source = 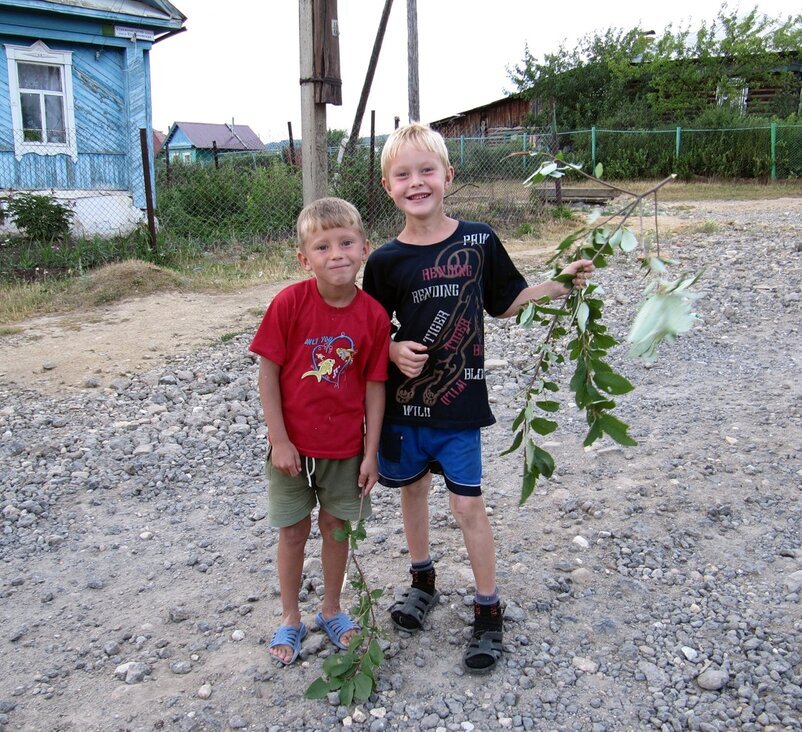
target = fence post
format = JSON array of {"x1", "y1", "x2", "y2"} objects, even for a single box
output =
[
  {"x1": 675, "y1": 127, "x2": 682, "y2": 160},
  {"x1": 164, "y1": 143, "x2": 171, "y2": 186},
  {"x1": 591, "y1": 126, "x2": 596, "y2": 170},
  {"x1": 287, "y1": 121, "x2": 297, "y2": 166},
  {"x1": 460, "y1": 135, "x2": 465, "y2": 167},
  {"x1": 138, "y1": 128, "x2": 158, "y2": 254},
  {"x1": 770, "y1": 122, "x2": 777, "y2": 180},
  {"x1": 212, "y1": 140, "x2": 219, "y2": 169},
  {"x1": 522, "y1": 132, "x2": 527, "y2": 174},
  {"x1": 368, "y1": 110, "x2": 376, "y2": 233}
]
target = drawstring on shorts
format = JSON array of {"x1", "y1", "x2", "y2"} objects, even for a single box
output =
[{"x1": 304, "y1": 456, "x2": 316, "y2": 488}]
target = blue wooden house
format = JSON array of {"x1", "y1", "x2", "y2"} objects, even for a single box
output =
[{"x1": 0, "y1": 0, "x2": 185, "y2": 236}]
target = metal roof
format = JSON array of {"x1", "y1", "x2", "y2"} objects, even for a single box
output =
[
  {"x1": 20, "y1": 0, "x2": 185, "y2": 21},
  {"x1": 169, "y1": 122, "x2": 265, "y2": 151}
]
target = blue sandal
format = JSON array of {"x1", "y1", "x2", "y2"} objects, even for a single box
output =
[
  {"x1": 315, "y1": 612, "x2": 361, "y2": 651},
  {"x1": 269, "y1": 622, "x2": 307, "y2": 665}
]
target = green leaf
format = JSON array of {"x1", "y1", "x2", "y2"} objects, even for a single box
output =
[
  {"x1": 543, "y1": 381, "x2": 559, "y2": 392},
  {"x1": 598, "y1": 413, "x2": 638, "y2": 446},
  {"x1": 368, "y1": 639, "x2": 385, "y2": 665},
  {"x1": 333, "y1": 527, "x2": 348, "y2": 541},
  {"x1": 546, "y1": 228, "x2": 587, "y2": 263},
  {"x1": 576, "y1": 301, "x2": 589, "y2": 332},
  {"x1": 529, "y1": 444, "x2": 555, "y2": 478},
  {"x1": 592, "y1": 333, "x2": 618, "y2": 349},
  {"x1": 322, "y1": 652, "x2": 353, "y2": 677},
  {"x1": 305, "y1": 677, "x2": 335, "y2": 699},
  {"x1": 370, "y1": 588, "x2": 384, "y2": 600},
  {"x1": 522, "y1": 172, "x2": 544, "y2": 187},
  {"x1": 339, "y1": 679, "x2": 355, "y2": 707},
  {"x1": 512, "y1": 408, "x2": 527, "y2": 431},
  {"x1": 620, "y1": 228, "x2": 638, "y2": 253},
  {"x1": 517, "y1": 301, "x2": 536, "y2": 326},
  {"x1": 501, "y1": 430, "x2": 524, "y2": 456},
  {"x1": 353, "y1": 522, "x2": 367, "y2": 541},
  {"x1": 353, "y1": 672, "x2": 374, "y2": 701},
  {"x1": 593, "y1": 371, "x2": 635, "y2": 395},
  {"x1": 594, "y1": 162, "x2": 604, "y2": 178},
  {"x1": 583, "y1": 419, "x2": 603, "y2": 447},
  {"x1": 529, "y1": 417, "x2": 558, "y2": 436},
  {"x1": 519, "y1": 466, "x2": 538, "y2": 506},
  {"x1": 569, "y1": 362, "x2": 587, "y2": 393},
  {"x1": 535, "y1": 400, "x2": 560, "y2": 412}
]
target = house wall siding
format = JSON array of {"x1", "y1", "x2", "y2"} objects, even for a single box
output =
[{"x1": 0, "y1": 38, "x2": 129, "y2": 190}]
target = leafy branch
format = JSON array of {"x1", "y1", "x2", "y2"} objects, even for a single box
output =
[
  {"x1": 505, "y1": 154, "x2": 702, "y2": 505},
  {"x1": 305, "y1": 497, "x2": 385, "y2": 706}
]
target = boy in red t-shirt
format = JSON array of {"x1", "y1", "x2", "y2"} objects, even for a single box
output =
[{"x1": 250, "y1": 198, "x2": 390, "y2": 665}]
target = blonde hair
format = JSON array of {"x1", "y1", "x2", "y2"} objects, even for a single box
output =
[
  {"x1": 296, "y1": 197, "x2": 366, "y2": 249},
  {"x1": 380, "y1": 122, "x2": 451, "y2": 178}
]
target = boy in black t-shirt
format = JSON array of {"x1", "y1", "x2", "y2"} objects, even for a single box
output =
[{"x1": 362, "y1": 122, "x2": 593, "y2": 674}]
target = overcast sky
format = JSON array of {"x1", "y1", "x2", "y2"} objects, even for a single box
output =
[{"x1": 149, "y1": 0, "x2": 800, "y2": 144}]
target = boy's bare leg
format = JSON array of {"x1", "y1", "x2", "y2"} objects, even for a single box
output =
[
  {"x1": 271, "y1": 515, "x2": 311, "y2": 664},
  {"x1": 400, "y1": 473, "x2": 432, "y2": 562},
  {"x1": 318, "y1": 508, "x2": 360, "y2": 648},
  {"x1": 449, "y1": 493, "x2": 497, "y2": 596}
]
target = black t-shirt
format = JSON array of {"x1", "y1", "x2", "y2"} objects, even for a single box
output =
[{"x1": 363, "y1": 220, "x2": 528, "y2": 429}]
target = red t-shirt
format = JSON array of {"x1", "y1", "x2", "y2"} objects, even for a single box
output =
[{"x1": 249, "y1": 278, "x2": 390, "y2": 459}]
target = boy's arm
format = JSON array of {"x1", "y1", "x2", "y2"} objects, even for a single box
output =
[
  {"x1": 257, "y1": 356, "x2": 301, "y2": 476},
  {"x1": 358, "y1": 380, "x2": 386, "y2": 497},
  {"x1": 498, "y1": 259, "x2": 595, "y2": 318}
]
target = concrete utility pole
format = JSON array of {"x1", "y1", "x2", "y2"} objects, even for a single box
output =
[{"x1": 407, "y1": 0, "x2": 419, "y2": 122}]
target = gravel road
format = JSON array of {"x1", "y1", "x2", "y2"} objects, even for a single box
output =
[{"x1": 1, "y1": 198, "x2": 800, "y2": 732}]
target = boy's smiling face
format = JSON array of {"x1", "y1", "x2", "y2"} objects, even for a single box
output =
[
  {"x1": 298, "y1": 225, "x2": 369, "y2": 299},
  {"x1": 382, "y1": 143, "x2": 454, "y2": 222}
]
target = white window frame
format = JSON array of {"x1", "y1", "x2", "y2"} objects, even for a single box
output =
[{"x1": 6, "y1": 40, "x2": 78, "y2": 162}]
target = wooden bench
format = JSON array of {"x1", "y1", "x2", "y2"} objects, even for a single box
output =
[{"x1": 534, "y1": 186, "x2": 619, "y2": 204}]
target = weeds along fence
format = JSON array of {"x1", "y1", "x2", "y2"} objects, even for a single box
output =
[
  {"x1": 567, "y1": 122, "x2": 802, "y2": 180},
  {"x1": 152, "y1": 123, "x2": 802, "y2": 246},
  {"x1": 2, "y1": 122, "x2": 800, "y2": 276}
]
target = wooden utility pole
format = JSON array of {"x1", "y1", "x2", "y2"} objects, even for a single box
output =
[
  {"x1": 344, "y1": 0, "x2": 393, "y2": 157},
  {"x1": 407, "y1": 0, "x2": 419, "y2": 122},
  {"x1": 299, "y1": 0, "x2": 342, "y2": 204}
]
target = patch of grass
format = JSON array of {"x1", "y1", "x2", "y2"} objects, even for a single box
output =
[
  {"x1": 0, "y1": 325, "x2": 23, "y2": 336},
  {"x1": 0, "y1": 260, "x2": 185, "y2": 325},
  {"x1": 0, "y1": 237, "x2": 300, "y2": 325},
  {"x1": 686, "y1": 220, "x2": 721, "y2": 234},
  {"x1": 514, "y1": 222, "x2": 539, "y2": 237},
  {"x1": 549, "y1": 204, "x2": 576, "y2": 221},
  {"x1": 219, "y1": 330, "x2": 250, "y2": 343},
  {"x1": 612, "y1": 178, "x2": 802, "y2": 201}
]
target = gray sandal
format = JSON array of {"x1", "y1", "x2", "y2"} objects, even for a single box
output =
[
  {"x1": 462, "y1": 628, "x2": 504, "y2": 674},
  {"x1": 389, "y1": 587, "x2": 440, "y2": 631}
]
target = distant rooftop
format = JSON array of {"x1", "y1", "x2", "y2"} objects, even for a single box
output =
[{"x1": 169, "y1": 122, "x2": 265, "y2": 151}]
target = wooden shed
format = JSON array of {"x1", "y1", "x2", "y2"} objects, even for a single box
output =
[{"x1": 430, "y1": 94, "x2": 543, "y2": 139}]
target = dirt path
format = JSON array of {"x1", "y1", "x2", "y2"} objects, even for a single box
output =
[
  {"x1": 0, "y1": 200, "x2": 793, "y2": 395},
  {"x1": 0, "y1": 283, "x2": 287, "y2": 394}
]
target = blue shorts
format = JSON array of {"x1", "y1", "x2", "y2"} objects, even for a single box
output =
[{"x1": 378, "y1": 423, "x2": 482, "y2": 496}]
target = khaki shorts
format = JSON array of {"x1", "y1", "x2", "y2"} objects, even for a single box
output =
[{"x1": 266, "y1": 449, "x2": 372, "y2": 528}]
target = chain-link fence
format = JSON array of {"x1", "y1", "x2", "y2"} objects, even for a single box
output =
[
  {"x1": 0, "y1": 125, "x2": 153, "y2": 240},
  {"x1": 152, "y1": 123, "x2": 802, "y2": 246},
  {"x1": 2, "y1": 123, "x2": 801, "y2": 266}
]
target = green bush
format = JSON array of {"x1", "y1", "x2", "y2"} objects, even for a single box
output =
[{"x1": 7, "y1": 193, "x2": 73, "y2": 243}]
